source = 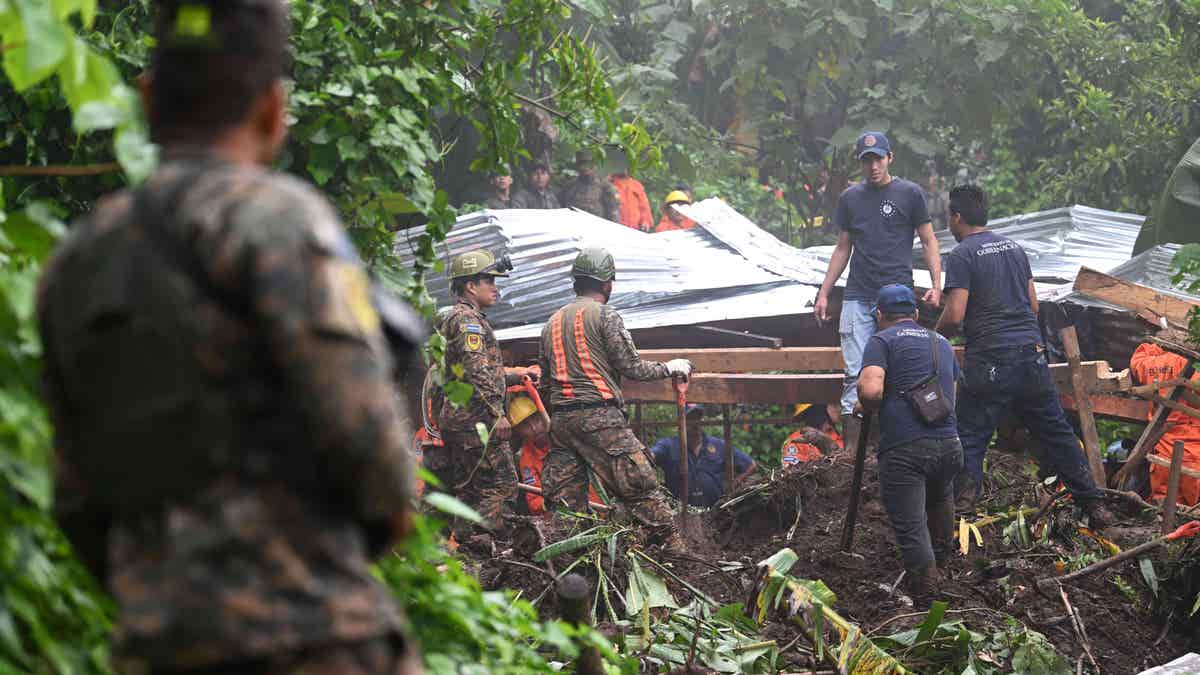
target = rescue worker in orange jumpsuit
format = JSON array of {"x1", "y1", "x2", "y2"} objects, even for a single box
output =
[
  {"x1": 781, "y1": 403, "x2": 844, "y2": 467},
  {"x1": 654, "y1": 190, "x2": 699, "y2": 232},
  {"x1": 1130, "y1": 342, "x2": 1200, "y2": 505},
  {"x1": 509, "y1": 394, "x2": 600, "y2": 514},
  {"x1": 609, "y1": 170, "x2": 653, "y2": 232}
]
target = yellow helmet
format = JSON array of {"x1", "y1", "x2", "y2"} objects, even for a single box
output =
[
  {"x1": 508, "y1": 395, "x2": 538, "y2": 426},
  {"x1": 664, "y1": 190, "x2": 692, "y2": 206},
  {"x1": 792, "y1": 403, "x2": 812, "y2": 419}
]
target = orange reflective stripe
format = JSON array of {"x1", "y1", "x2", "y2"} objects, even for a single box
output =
[
  {"x1": 574, "y1": 310, "x2": 614, "y2": 400},
  {"x1": 551, "y1": 310, "x2": 573, "y2": 398}
]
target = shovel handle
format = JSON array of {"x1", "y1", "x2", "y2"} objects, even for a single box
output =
[{"x1": 1166, "y1": 520, "x2": 1200, "y2": 541}]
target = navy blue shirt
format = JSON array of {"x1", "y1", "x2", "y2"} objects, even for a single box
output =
[
  {"x1": 650, "y1": 433, "x2": 754, "y2": 507},
  {"x1": 943, "y1": 230, "x2": 1042, "y2": 353},
  {"x1": 834, "y1": 178, "x2": 930, "y2": 301},
  {"x1": 861, "y1": 320, "x2": 960, "y2": 453}
]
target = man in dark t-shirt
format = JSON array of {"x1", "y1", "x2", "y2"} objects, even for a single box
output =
[
  {"x1": 815, "y1": 132, "x2": 943, "y2": 452},
  {"x1": 936, "y1": 185, "x2": 1111, "y2": 527},
  {"x1": 859, "y1": 284, "x2": 962, "y2": 609},
  {"x1": 650, "y1": 405, "x2": 756, "y2": 507}
]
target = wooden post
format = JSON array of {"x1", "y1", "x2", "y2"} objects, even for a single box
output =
[
  {"x1": 1060, "y1": 326, "x2": 1106, "y2": 487},
  {"x1": 1163, "y1": 441, "x2": 1186, "y2": 534},
  {"x1": 556, "y1": 574, "x2": 604, "y2": 675},
  {"x1": 674, "y1": 377, "x2": 689, "y2": 518},
  {"x1": 1113, "y1": 361, "x2": 1196, "y2": 488},
  {"x1": 723, "y1": 405, "x2": 734, "y2": 494}
]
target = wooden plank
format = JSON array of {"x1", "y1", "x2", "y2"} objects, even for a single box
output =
[
  {"x1": 1146, "y1": 453, "x2": 1200, "y2": 480},
  {"x1": 1060, "y1": 393, "x2": 1150, "y2": 423},
  {"x1": 1074, "y1": 266, "x2": 1200, "y2": 326},
  {"x1": 1162, "y1": 441, "x2": 1186, "y2": 533},
  {"x1": 625, "y1": 373, "x2": 844, "y2": 404},
  {"x1": 1061, "y1": 326, "x2": 1107, "y2": 486},
  {"x1": 1111, "y1": 361, "x2": 1196, "y2": 488}
]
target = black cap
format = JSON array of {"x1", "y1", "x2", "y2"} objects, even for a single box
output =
[{"x1": 684, "y1": 404, "x2": 705, "y2": 417}]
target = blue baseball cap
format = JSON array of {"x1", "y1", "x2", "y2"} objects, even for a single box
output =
[
  {"x1": 874, "y1": 284, "x2": 917, "y2": 314},
  {"x1": 855, "y1": 131, "x2": 891, "y2": 159}
]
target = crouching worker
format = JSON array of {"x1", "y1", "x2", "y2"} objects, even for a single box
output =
[
  {"x1": 858, "y1": 284, "x2": 962, "y2": 609},
  {"x1": 509, "y1": 394, "x2": 600, "y2": 514},
  {"x1": 650, "y1": 405, "x2": 757, "y2": 506},
  {"x1": 781, "y1": 403, "x2": 844, "y2": 467}
]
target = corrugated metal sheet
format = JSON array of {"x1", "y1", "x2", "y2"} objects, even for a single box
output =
[
  {"x1": 1059, "y1": 243, "x2": 1200, "y2": 309},
  {"x1": 916, "y1": 204, "x2": 1144, "y2": 283}
]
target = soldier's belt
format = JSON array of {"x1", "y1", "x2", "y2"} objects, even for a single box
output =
[{"x1": 553, "y1": 399, "x2": 619, "y2": 413}]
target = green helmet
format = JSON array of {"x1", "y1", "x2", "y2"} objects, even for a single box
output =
[
  {"x1": 449, "y1": 250, "x2": 513, "y2": 279},
  {"x1": 571, "y1": 247, "x2": 616, "y2": 282}
]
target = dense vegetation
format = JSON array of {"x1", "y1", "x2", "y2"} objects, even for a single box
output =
[{"x1": 0, "y1": 0, "x2": 1198, "y2": 672}]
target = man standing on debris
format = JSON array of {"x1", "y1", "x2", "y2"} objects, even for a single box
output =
[
  {"x1": 538, "y1": 248, "x2": 692, "y2": 540},
  {"x1": 650, "y1": 405, "x2": 757, "y2": 506},
  {"x1": 38, "y1": 1, "x2": 421, "y2": 671},
  {"x1": 781, "y1": 403, "x2": 843, "y2": 467},
  {"x1": 560, "y1": 150, "x2": 621, "y2": 222},
  {"x1": 432, "y1": 250, "x2": 520, "y2": 538},
  {"x1": 859, "y1": 285, "x2": 962, "y2": 608},
  {"x1": 936, "y1": 185, "x2": 1111, "y2": 525},
  {"x1": 814, "y1": 131, "x2": 942, "y2": 451},
  {"x1": 512, "y1": 161, "x2": 561, "y2": 209},
  {"x1": 485, "y1": 166, "x2": 514, "y2": 209}
]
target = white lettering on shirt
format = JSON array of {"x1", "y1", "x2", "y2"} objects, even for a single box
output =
[{"x1": 975, "y1": 240, "x2": 1021, "y2": 256}]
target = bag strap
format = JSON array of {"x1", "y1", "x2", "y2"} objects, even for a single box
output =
[{"x1": 929, "y1": 327, "x2": 941, "y2": 381}]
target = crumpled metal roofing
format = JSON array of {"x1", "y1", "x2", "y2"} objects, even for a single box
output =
[
  {"x1": 915, "y1": 204, "x2": 1144, "y2": 283},
  {"x1": 1058, "y1": 243, "x2": 1200, "y2": 308},
  {"x1": 392, "y1": 200, "x2": 819, "y2": 331}
]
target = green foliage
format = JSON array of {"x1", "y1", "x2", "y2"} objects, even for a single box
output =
[{"x1": 1172, "y1": 243, "x2": 1200, "y2": 343}]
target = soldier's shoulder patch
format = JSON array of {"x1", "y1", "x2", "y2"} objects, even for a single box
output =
[
  {"x1": 462, "y1": 322, "x2": 484, "y2": 334},
  {"x1": 465, "y1": 333, "x2": 483, "y2": 351}
]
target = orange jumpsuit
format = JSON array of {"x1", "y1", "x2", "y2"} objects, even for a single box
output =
[
  {"x1": 610, "y1": 175, "x2": 653, "y2": 231},
  {"x1": 519, "y1": 438, "x2": 600, "y2": 513},
  {"x1": 1130, "y1": 343, "x2": 1200, "y2": 505},
  {"x1": 655, "y1": 212, "x2": 698, "y2": 232},
  {"x1": 781, "y1": 428, "x2": 843, "y2": 467}
]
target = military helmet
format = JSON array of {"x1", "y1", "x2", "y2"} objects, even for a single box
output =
[
  {"x1": 508, "y1": 395, "x2": 538, "y2": 426},
  {"x1": 449, "y1": 249, "x2": 513, "y2": 280},
  {"x1": 572, "y1": 247, "x2": 616, "y2": 282}
]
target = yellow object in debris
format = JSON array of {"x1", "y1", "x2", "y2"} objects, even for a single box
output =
[{"x1": 1078, "y1": 527, "x2": 1122, "y2": 556}]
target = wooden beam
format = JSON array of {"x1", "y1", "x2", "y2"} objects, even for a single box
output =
[
  {"x1": 625, "y1": 373, "x2": 844, "y2": 404},
  {"x1": 1074, "y1": 266, "x2": 1200, "y2": 326},
  {"x1": 1060, "y1": 393, "x2": 1150, "y2": 423},
  {"x1": 1061, "y1": 326, "x2": 1106, "y2": 486},
  {"x1": 1146, "y1": 453, "x2": 1200, "y2": 481}
]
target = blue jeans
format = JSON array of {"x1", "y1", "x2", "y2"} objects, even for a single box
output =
[
  {"x1": 879, "y1": 437, "x2": 963, "y2": 570},
  {"x1": 839, "y1": 300, "x2": 878, "y2": 415},
  {"x1": 956, "y1": 345, "x2": 1100, "y2": 501}
]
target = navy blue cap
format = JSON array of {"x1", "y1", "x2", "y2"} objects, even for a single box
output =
[
  {"x1": 874, "y1": 284, "x2": 917, "y2": 314},
  {"x1": 855, "y1": 131, "x2": 891, "y2": 159},
  {"x1": 684, "y1": 404, "x2": 706, "y2": 417}
]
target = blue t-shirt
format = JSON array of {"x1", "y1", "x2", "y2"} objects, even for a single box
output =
[
  {"x1": 943, "y1": 230, "x2": 1043, "y2": 353},
  {"x1": 834, "y1": 178, "x2": 930, "y2": 301},
  {"x1": 861, "y1": 319, "x2": 960, "y2": 453},
  {"x1": 650, "y1": 433, "x2": 754, "y2": 507}
]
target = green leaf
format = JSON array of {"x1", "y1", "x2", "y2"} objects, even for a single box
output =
[
  {"x1": 424, "y1": 492, "x2": 484, "y2": 524},
  {"x1": 1190, "y1": 591, "x2": 1200, "y2": 617},
  {"x1": 914, "y1": 600, "x2": 948, "y2": 644},
  {"x1": 1138, "y1": 557, "x2": 1158, "y2": 597},
  {"x1": 3, "y1": 0, "x2": 69, "y2": 91},
  {"x1": 533, "y1": 526, "x2": 609, "y2": 562},
  {"x1": 443, "y1": 380, "x2": 473, "y2": 407},
  {"x1": 114, "y1": 125, "x2": 158, "y2": 184},
  {"x1": 625, "y1": 556, "x2": 677, "y2": 616}
]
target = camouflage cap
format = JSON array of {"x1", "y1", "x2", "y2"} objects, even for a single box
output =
[
  {"x1": 571, "y1": 247, "x2": 615, "y2": 282},
  {"x1": 450, "y1": 250, "x2": 512, "y2": 279}
]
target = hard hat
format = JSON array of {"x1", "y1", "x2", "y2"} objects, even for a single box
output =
[
  {"x1": 508, "y1": 395, "x2": 538, "y2": 426},
  {"x1": 449, "y1": 249, "x2": 513, "y2": 280},
  {"x1": 571, "y1": 247, "x2": 616, "y2": 282},
  {"x1": 792, "y1": 403, "x2": 812, "y2": 419},
  {"x1": 664, "y1": 190, "x2": 692, "y2": 206}
]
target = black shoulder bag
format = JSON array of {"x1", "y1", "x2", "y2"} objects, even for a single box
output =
[{"x1": 902, "y1": 330, "x2": 953, "y2": 426}]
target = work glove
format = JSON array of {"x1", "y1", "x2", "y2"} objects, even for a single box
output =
[{"x1": 665, "y1": 358, "x2": 693, "y2": 379}]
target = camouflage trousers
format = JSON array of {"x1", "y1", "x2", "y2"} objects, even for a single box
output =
[
  {"x1": 542, "y1": 406, "x2": 675, "y2": 526},
  {"x1": 141, "y1": 636, "x2": 420, "y2": 675},
  {"x1": 430, "y1": 429, "x2": 517, "y2": 530}
]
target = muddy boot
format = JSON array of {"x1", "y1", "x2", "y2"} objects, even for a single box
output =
[
  {"x1": 906, "y1": 563, "x2": 939, "y2": 611},
  {"x1": 1083, "y1": 500, "x2": 1115, "y2": 530},
  {"x1": 953, "y1": 472, "x2": 979, "y2": 514},
  {"x1": 928, "y1": 503, "x2": 956, "y2": 573}
]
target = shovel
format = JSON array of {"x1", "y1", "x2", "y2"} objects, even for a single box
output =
[
  {"x1": 1036, "y1": 520, "x2": 1200, "y2": 591},
  {"x1": 673, "y1": 374, "x2": 690, "y2": 529},
  {"x1": 840, "y1": 410, "x2": 874, "y2": 554}
]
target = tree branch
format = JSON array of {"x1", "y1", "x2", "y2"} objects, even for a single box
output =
[{"x1": 0, "y1": 163, "x2": 121, "y2": 177}]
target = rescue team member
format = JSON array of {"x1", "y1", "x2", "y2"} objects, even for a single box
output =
[
  {"x1": 858, "y1": 285, "x2": 962, "y2": 609},
  {"x1": 782, "y1": 403, "x2": 844, "y2": 467},
  {"x1": 814, "y1": 131, "x2": 943, "y2": 451},
  {"x1": 1130, "y1": 342, "x2": 1200, "y2": 505},
  {"x1": 610, "y1": 167, "x2": 654, "y2": 231},
  {"x1": 509, "y1": 395, "x2": 601, "y2": 514},
  {"x1": 485, "y1": 166, "x2": 514, "y2": 209},
  {"x1": 512, "y1": 161, "x2": 561, "y2": 209},
  {"x1": 38, "y1": 1, "x2": 421, "y2": 671},
  {"x1": 538, "y1": 248, "x2": 692, "y2": 545},
  {"x1": 432, "y1": 250, "x2": 522, "y2": 536},
  {"x1": 654, "y1": 190, "x2": 698, "y2": 232},
  {"x1": 560, "y1": 150, "x2": 621, "y2": 222},
  {"x1": 936, "y1": 185, "x2": 1112, "y2": 525},
  {"x1": 650, "y1": 405, "x2": 757, "y2": 506}
]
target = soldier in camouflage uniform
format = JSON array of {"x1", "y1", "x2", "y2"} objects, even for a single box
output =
[
  {"x1": 511, "y1": 161, "x2": 560, "y2": 210},
  {"x1": 430, "y1": 250, "x2": 521, "y2": 535},
  {"x1": 560, "y1": 150, "x2": 621, "y2": 222},
  {"x1": 538, "y1": 248, "x2": 692, "y2": 541},
  {"x1": 37, "y1": 2, "x2": 421, "y2": 673}
]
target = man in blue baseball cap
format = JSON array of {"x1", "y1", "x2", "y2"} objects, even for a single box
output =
[
  {"x1": 814, "y1": 131, "x2": 943, "y2": 453},
  {"x1": 857, "y1": 284, "x2": 961, "y2": 609}
]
